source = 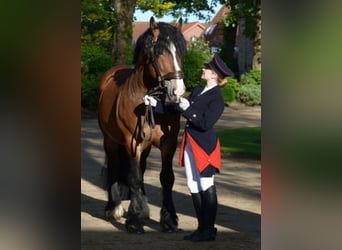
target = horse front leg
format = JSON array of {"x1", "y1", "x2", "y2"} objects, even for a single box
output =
[
  {"x1": 103, "y1": 142, "x2": 125, "y2": 221},
  {"x1": 125, "y1": 153, "x2": 149, "y2": 234},
  {"x1": 159, "y1": 147, "x2": 178, "y2": 232}
]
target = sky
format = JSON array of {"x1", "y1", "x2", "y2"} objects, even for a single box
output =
[{"x1": 134, "y1": 4, "x2": 223, "y2": 23}]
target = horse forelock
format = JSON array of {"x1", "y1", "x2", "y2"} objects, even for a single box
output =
[{"x1": 133, "y1": 22, "x2": 187, "y2": 65}]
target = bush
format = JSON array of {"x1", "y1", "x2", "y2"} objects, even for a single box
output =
[
  {"x1": 221, "y1": 84, "x2": 235, "y2": 104},
  {"x1": 81, "y1": 75, "x2": 100, "y2": 110},
  {"x1": 228, "y1": 76, "x2": 241, "y2": 95},
  {"x1": 240, "y1": 69, "x2": 261, "y2": 86},
  {"x1": 183, "y1": 38, "x2": 211, "y2": 91},
  {"x1": 220, "y1": 76, "x2": 241, "y2": 105},
  {"x1": 236, "y1": 69, "x2": 261, "y2": 106},
  {"x1": 81, "y1": 44, "x2": 112, "y2": 75},
  {"x1": 237, "y1": 84, "x2": 261, "y2": 106},
  {"x1": 81, "y1": 44, "x2": 112, "y2": 110}
]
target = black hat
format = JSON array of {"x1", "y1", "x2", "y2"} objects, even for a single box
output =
[{"x1": 204, "y1": 54, "x2": 234, "y2": 78}]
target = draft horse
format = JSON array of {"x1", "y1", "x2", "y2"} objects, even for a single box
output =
[{"x1": 98, "y1": 17, "x2": 187, "y2": 234}]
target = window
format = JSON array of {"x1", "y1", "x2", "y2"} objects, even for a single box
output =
[{"x1": 211, "y1": 47, "x2": 221, "y2": 54}]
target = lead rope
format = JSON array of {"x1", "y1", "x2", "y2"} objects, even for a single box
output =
[
  {"x1": 140, "y1": 86, "x2": 163, "y2": 141},
  {"x1": 141, "y1": 103, "x2": 155, "y2": 141}
]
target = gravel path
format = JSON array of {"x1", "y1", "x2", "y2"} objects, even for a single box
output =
[{"x1": 81, "y1": 103, "x2": 261, "y2": 250}]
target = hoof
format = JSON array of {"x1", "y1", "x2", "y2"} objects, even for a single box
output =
[
  {"x1": 125, "y1": 221, "x2": 145, "y2": 234},
  {"x1": 105, "y1": 204, "x2": 125, "y2": 221},
  {"x1": 160, "y1": 207, "x2": 178, "y2": 232},
  {"x1": 160, "y1": 223, "x2": 179, "y2": 233}
]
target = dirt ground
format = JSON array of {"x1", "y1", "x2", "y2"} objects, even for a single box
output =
[{"x1": 81, "y1": 103, "x2": 261, "y2": 250}]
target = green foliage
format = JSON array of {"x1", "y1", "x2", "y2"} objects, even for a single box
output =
[
  {"x1": 182, "y1": 37, "x2": 211, "y2": 91},
  {"x1": 223, "y1": 0, "x2": 261, "y2": 39},
  {"x1": 240, "y1": 69, "x2": 261, "y2": 85},
  {"x1": 217, "y1": 127, "x2": 261, "y2": 158},
  {"x1": 220, "y1": 83, "x2": 235, "y2": 104},
  {"x1": 136, "y1": 0, "x2": 218, "y2": 22},
  {"x1": 81, "y1": 75, "x2": 100, "y2": 110},
  {"x1": 237, "y1": 84, "x2": 261, "y2": 106},
  {"x1": 81, "y1": 44, "x2": 112, "y2": 110},
  {"x1": 137, "y1": 0, "x2": 176, "y2": 18},
  {"x1": 228, "y1": 76, "x2": 242, "y2": 93},
  {"x1": 236, "y1": 69, "x2": 261, "y2": 106},
  {"x1": 187, "y1": 36, "x2": 211, "y2": 53},
  {"x1": 183, "y1": 49, "x2": 205, "y2": 90},
  {"x1": 81, "y1": 44, "x2": 112, "y2": 75},
  {"x1": 220, "y1": 76, "x2": 241, "y2": 104},
  {"x1": 81, "y1": 0, "x2": 115, "y2": 51},
  {"x1": 124, "y1": 25, "x2": 134, "y2": 65}
]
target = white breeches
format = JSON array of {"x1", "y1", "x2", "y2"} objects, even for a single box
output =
[{"x1": 183, "y1": 141, "x2": 214, "y2": 193}]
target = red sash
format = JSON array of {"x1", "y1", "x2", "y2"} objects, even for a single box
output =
[{"x1": 179, "y1": 132, "x2": 221, "y2": 173}]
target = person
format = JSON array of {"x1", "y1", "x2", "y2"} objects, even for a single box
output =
[{"x1": 144, "y1": 54, "x2": 234, "y2": 242}]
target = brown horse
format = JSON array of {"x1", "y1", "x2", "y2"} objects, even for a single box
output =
[{"x1": 98, "y1": 17, "x2": 187, "y2": 234}]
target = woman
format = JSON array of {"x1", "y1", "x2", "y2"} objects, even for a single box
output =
[{"x1": 144, "y1": 54, "x2": 234, "y2": 242}]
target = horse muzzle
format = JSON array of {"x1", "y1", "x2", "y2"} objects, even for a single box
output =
[{"x1": 159, "y1": 70, "x2": 185, "y2": 103}]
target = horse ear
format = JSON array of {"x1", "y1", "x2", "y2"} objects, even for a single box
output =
[
  {"x1": 150, "y1": 17, "x2": 159, "y2": 43},
  {"x1": 150, "y1": 17, "x2": 158, "y2": 30},
  {"x1": 175, "y1": 18, "x2": 183, "y2": 31}
]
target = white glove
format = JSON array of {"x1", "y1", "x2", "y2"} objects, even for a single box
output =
[
  {"x1": 143, "y1": 95, "x2": 157, "y2": 107},
  {"x1": 178, "y1": 97, "x2": 190, "y2": 111}
]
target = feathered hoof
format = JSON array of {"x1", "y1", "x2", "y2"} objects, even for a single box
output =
[
  {"x1": 125, "y1": 219, "x2": 145, "y2": 234},
  {"x1": 104, "y1": 204, "x2": 125, "y2": 221},
  {"x1": 160, "y1": 222, "x2": 179, "y2": 233},
  {"x1": 160, "y1": 208, "x2": 179, "y2": 233}
]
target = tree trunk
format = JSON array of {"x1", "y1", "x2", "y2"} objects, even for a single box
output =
[
  {"x1": 237, "y1": 17, "x2": 254, "y2": 77},
  {"x1": 112, "y1": 0, "x2": 137, "y2": 65},
  {"x1": 253, "y1": 0, "x2": 261, "y2": 70}
]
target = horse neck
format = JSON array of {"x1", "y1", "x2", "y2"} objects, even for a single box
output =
[{"x1": 135, "y1": 64, "x2": 159, "y2": 91}]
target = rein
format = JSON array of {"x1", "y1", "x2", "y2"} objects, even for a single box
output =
[
  {"x1": 140, "y1": 49, "x2": 184, "y2": 141},
  {"x1": 140, "y1": 87, "x2": 162, "y2": 141},
  {"x1": 141, "y1": 103, "x2": 154, "y2": 141}
]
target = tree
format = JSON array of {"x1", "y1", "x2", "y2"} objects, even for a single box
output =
[
  {"x1": 112, "y1": 0, "x2": 137, "y2": 65},
  {"x1": 81, "y1": 0, "x2": 116, "y2": 51},
  {"x1": 110, "y1": 0, "x2": 261, "y2": 69},
  {"x1": 112, "y1": 0, "x2": 222, "y2": 65},
  {"x1": 222, "y1": 0, "x2": 261, "y2": 71},
  {"x1": 137, "y1": 0, "x2": 219, "y2": 22}
]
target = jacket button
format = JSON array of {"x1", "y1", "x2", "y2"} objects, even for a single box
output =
[{"x1": 193, "y1": 114, "x2": 197, "y2": 117}]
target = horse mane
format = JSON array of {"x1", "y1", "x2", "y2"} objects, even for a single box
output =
[{"x1": 133, "y1": 22, "x2": 187, "y2": 64}]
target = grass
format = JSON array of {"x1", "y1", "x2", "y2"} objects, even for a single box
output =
[{"x1": 217, "y1": 127, "x2": 261, "y2": 159}]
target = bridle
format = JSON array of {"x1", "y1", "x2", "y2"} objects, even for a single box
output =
[
  {"x1": 146, "y1": 49, "x2": 184, "y2": 98},
  {"x1": 141, "y1": 45, "x2": 184, "y2": 141}
]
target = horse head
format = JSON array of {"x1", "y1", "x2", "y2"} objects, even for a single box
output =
[{"x1": 134, "y1": 17, "x2": 187, "y2": 103}]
